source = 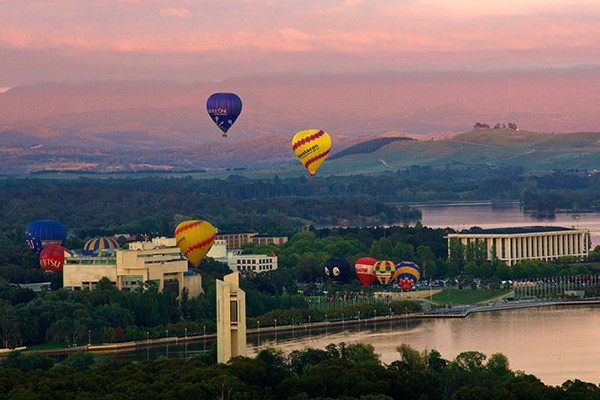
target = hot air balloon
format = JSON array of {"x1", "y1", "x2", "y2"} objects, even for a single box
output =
[
  {"x1": 324, "y1": 257, "x2": 351, "y2": 283},
  {"x1": 206, "y1": 93, "x2": 242, "y2": 137},
  {"x1": 39, "y1": 245, "x2": 66, "y2": 272},
  {"x1": 395, "y1": 261, "x2": 421, "y2": 291},
  {"x1": 374, "y1": 260, "x2": 397, "y2": 285},
  {"x1": 84, "y1": 237, "x2": 120, "y2": 255},
  {"x1": 25, "y1": 220, "x2": 67, "y2": 255},
  {"x1": 355, "y1": 257, "x2": 377, "y2": 287},
  {"x1": 174, "y1": 220, "x2": 216, "y2": 267},
  {"x1": 292, "y1": 129, "x2": 332, "y2": 176}
]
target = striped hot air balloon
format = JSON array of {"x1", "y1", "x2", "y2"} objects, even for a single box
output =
[
  {"x1": 174, "y1": 220, "x2": 216, "y2": 267},
  {"x1": 84, "y1": 237, "x2": 119, "y2": 255},
  {"x1": 292, "y1": 129, "x2": 332, "y2": 177},
  {"x1": 395, "y1": 261, "x2": 421, "y2": 291},
  {"x1": 374, "y1": 260, "x2": 397, "y2": 285}
]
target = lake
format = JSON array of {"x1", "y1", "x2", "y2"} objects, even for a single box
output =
[
  {"x1": 248, "y1": 305, "x2": 600, "y2": 386},
  {"x1": 416, "y1": 201, "x2": 600, "y2": 247},
  {"x1": 112, "y1": 305, "x2": 600, "y2": 386}
]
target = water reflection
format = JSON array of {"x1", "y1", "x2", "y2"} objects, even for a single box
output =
[
  {"x1": 101, "y1": 307, "x2": 600, "y2": 386},
  {"x1": 417, "y1": 202, "x2": 600, "y2": 246}
]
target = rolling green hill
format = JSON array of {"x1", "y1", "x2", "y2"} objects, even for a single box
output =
[{"x1": 325, "y1": 129, "x2": 600, "y2": 175}]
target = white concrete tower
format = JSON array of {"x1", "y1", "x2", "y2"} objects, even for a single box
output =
[{"x1": 216, "y1": 271, "x2": 246, "y2": 363}]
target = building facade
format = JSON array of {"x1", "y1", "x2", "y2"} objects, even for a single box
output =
[
  {"x1": 216, "y1": 232, "x2": 288, "y2": 249},
  {"x1": 63, "y1": 237, "x2": 202, "y2": 297},
  {"x1": 447, "y1": 226, "x2": 590, "y2": 266},
  {"x1": 228, "y1": 254, "x2": 278, "y2": 273},
  {"x1": 216, "y1": 272, "x2": 246, "y2": 363}
]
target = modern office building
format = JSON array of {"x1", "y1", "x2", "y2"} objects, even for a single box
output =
[
  {"x1": 447, "y1": 226, "x2": 590, "y2": 266},
  {"x1": 63, "y1": 237, "x2": 202, "y2": 297},
  {"x1": 216, "y1": 232, "x2": 288, "y2": 249},
  {"x1": 207, "y1": 239, "x2": 278, "y2": 273},
  {"x1": 228, "y1": 253, "x2": 278, "y2": 273}
]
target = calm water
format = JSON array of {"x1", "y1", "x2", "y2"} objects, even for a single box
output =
[
  {"x1": 114, "y1": 305, "x2": 600, "y2": 386},
  {"x1": 249, "y1": 305, "x2": 600, "y2": 386},
  {"x1": 417, "y1": 202, "x2": 600, "y2": 247}
]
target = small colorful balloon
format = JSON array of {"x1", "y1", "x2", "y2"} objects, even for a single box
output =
[{"x1": 292, "y1": 129, "x2": 332, "y2": 176}]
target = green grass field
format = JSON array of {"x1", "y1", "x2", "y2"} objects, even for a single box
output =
[{"x1": 430, "y1": 289, "x2": 510, "y2": 305}]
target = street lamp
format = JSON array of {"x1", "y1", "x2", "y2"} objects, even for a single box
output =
[
  {"x1": 257, "y1": 320, "x2": 260, "y2": 331},
  {"x1": 87, "y1": 329, "x2": 91, "y2": 347},
  {"x1": 166, "y1": 329, "x2": 169, "y2": 340},
  {"x1": 146, "y1": 331, "x2": 150, "y2": 341},
  {"x1": 274, "y1": 318, "x2": 278, "y2": 330},
  {"x1": 184, "y1": 327, "x2": 188, "y2": 339}
]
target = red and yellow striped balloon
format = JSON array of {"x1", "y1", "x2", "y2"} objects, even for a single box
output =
[
  {"x1": 174, "y1": 220, "x2": 216, "y2": 267},
  {"x1": 292, "y1": 129, "x2": 332, "y2": 176},
  {"x1": 374, "y1": 260, "x2": 397, "y2": 285}
]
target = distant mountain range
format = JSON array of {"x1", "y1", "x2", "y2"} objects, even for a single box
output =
[{"x1": 3, "y1": 68, "x2": 600, "y2": 150}]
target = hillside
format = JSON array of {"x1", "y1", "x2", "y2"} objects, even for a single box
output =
[
  {"x1": 323, "y1": 129, "x2": 600, "y2": 175},
  {"x1": 2, "y1": 129, "x2": 600, "y2": 176}
]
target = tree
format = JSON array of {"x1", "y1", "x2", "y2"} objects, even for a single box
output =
[{"x1": 0, "y1": 300, "x2": 21, "y2": 348}]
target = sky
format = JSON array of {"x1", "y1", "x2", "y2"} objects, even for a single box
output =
[{"x1": 3, "y1": 0, "x2": 600, "y2": 87}]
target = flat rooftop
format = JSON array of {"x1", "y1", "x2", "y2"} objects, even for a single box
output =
[{"x1": 457, "y1": 226, "x2": 577, "y2": 235}]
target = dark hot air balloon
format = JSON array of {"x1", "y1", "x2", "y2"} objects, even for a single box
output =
[
  {"x1": 206, "y1": 93, "x2": 242, "y2": 137},
  {"x1": 25, "y1": 220, "x2": 67, "y2": 255},
  {"x1": 324, "y1": 257, "x2": 351, "y2": 283}
]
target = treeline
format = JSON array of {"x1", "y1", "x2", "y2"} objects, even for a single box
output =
[{"x1": 2, "y1": 342, "x2": 599, "y2": 399}]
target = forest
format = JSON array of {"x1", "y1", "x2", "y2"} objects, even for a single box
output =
[{"x1": 1, "y1": 342, "x2": 598, "y2": 399}]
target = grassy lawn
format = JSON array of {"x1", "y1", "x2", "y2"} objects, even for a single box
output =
[{"x1": 431, "y1": 289, "x2": 510, "y2": 305}]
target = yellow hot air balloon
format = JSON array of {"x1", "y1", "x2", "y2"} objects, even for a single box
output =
[
  {"x1": 174, "y1": 220, "x2": 216, "y2": 267},
  {"x1": 292, "y1": 129, "x2": 332, "y2": 177}
]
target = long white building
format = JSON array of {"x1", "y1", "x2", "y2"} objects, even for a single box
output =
[
  {"x1": 447, "y1": 226, "x2": 590, "y2": 266},
  {"x1": 63, "y1": 237, "x2": 202, "y2": 297}
]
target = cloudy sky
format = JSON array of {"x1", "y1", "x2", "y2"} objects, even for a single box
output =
[{"x1": 3, "y1": 0, "x2": 600, "y2": 87}]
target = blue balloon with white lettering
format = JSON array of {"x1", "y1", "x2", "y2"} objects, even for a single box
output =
[
  {"x1": 206, "y1": 93, "x2": 242, "y2": 137},
  {"x1": 25, "y1": 219, "x2": 67, "y2": 255}
]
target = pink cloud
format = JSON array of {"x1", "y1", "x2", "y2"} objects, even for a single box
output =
[{"x1": 159, "y1": 8, "x2": 192, "y2": 18}]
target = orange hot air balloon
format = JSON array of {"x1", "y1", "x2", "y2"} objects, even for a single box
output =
[
  {"x1": 174, "y1": 220, "x2": 216, "y2": 267},
  {"x1": 292, "y1": 129, "x2": 331, "y2": 176}
]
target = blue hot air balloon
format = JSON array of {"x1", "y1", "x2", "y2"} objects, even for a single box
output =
[
  {"x1": 206, "y1": 93, "x2": 242, "y2": 137},
  {"x1": 25, "y1": 220, "x2": 67, "y2": 255}
]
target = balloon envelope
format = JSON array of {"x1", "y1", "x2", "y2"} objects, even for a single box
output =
[
  {"x1": 355, "y1": 257, "x2": 377, "y2": 286},
  {"x1": 292, "y1": 129, "x2": 332, "y2": 176},
  {"x1": 39, "y1": 245, "x2": 66, "y2": 272},
  {"x1": 25, "y1": 220, "x2": 67, "y2": 255},
  {"x1": 84, "y1": 237, "x2": 120, "y2": 255},
  {"x1": 374, "y1": 260, "x2": 397, "y2": 285},
  {"x1": 206, "y1": 93, "x2": 242, "y2": 137},
  {"x1": 174, "y1": 220, "x2": 216, "y2": 267},
  {"x1": 395, "y1": 261, "x2": 421, "y2": 290},
  {"x1": 324, "y1": 257, "x2": 351, "y2": 283}
]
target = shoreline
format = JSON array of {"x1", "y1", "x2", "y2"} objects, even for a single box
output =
[{"x1": 10, "y1": 297, "x2": 600, "y2": 357}]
